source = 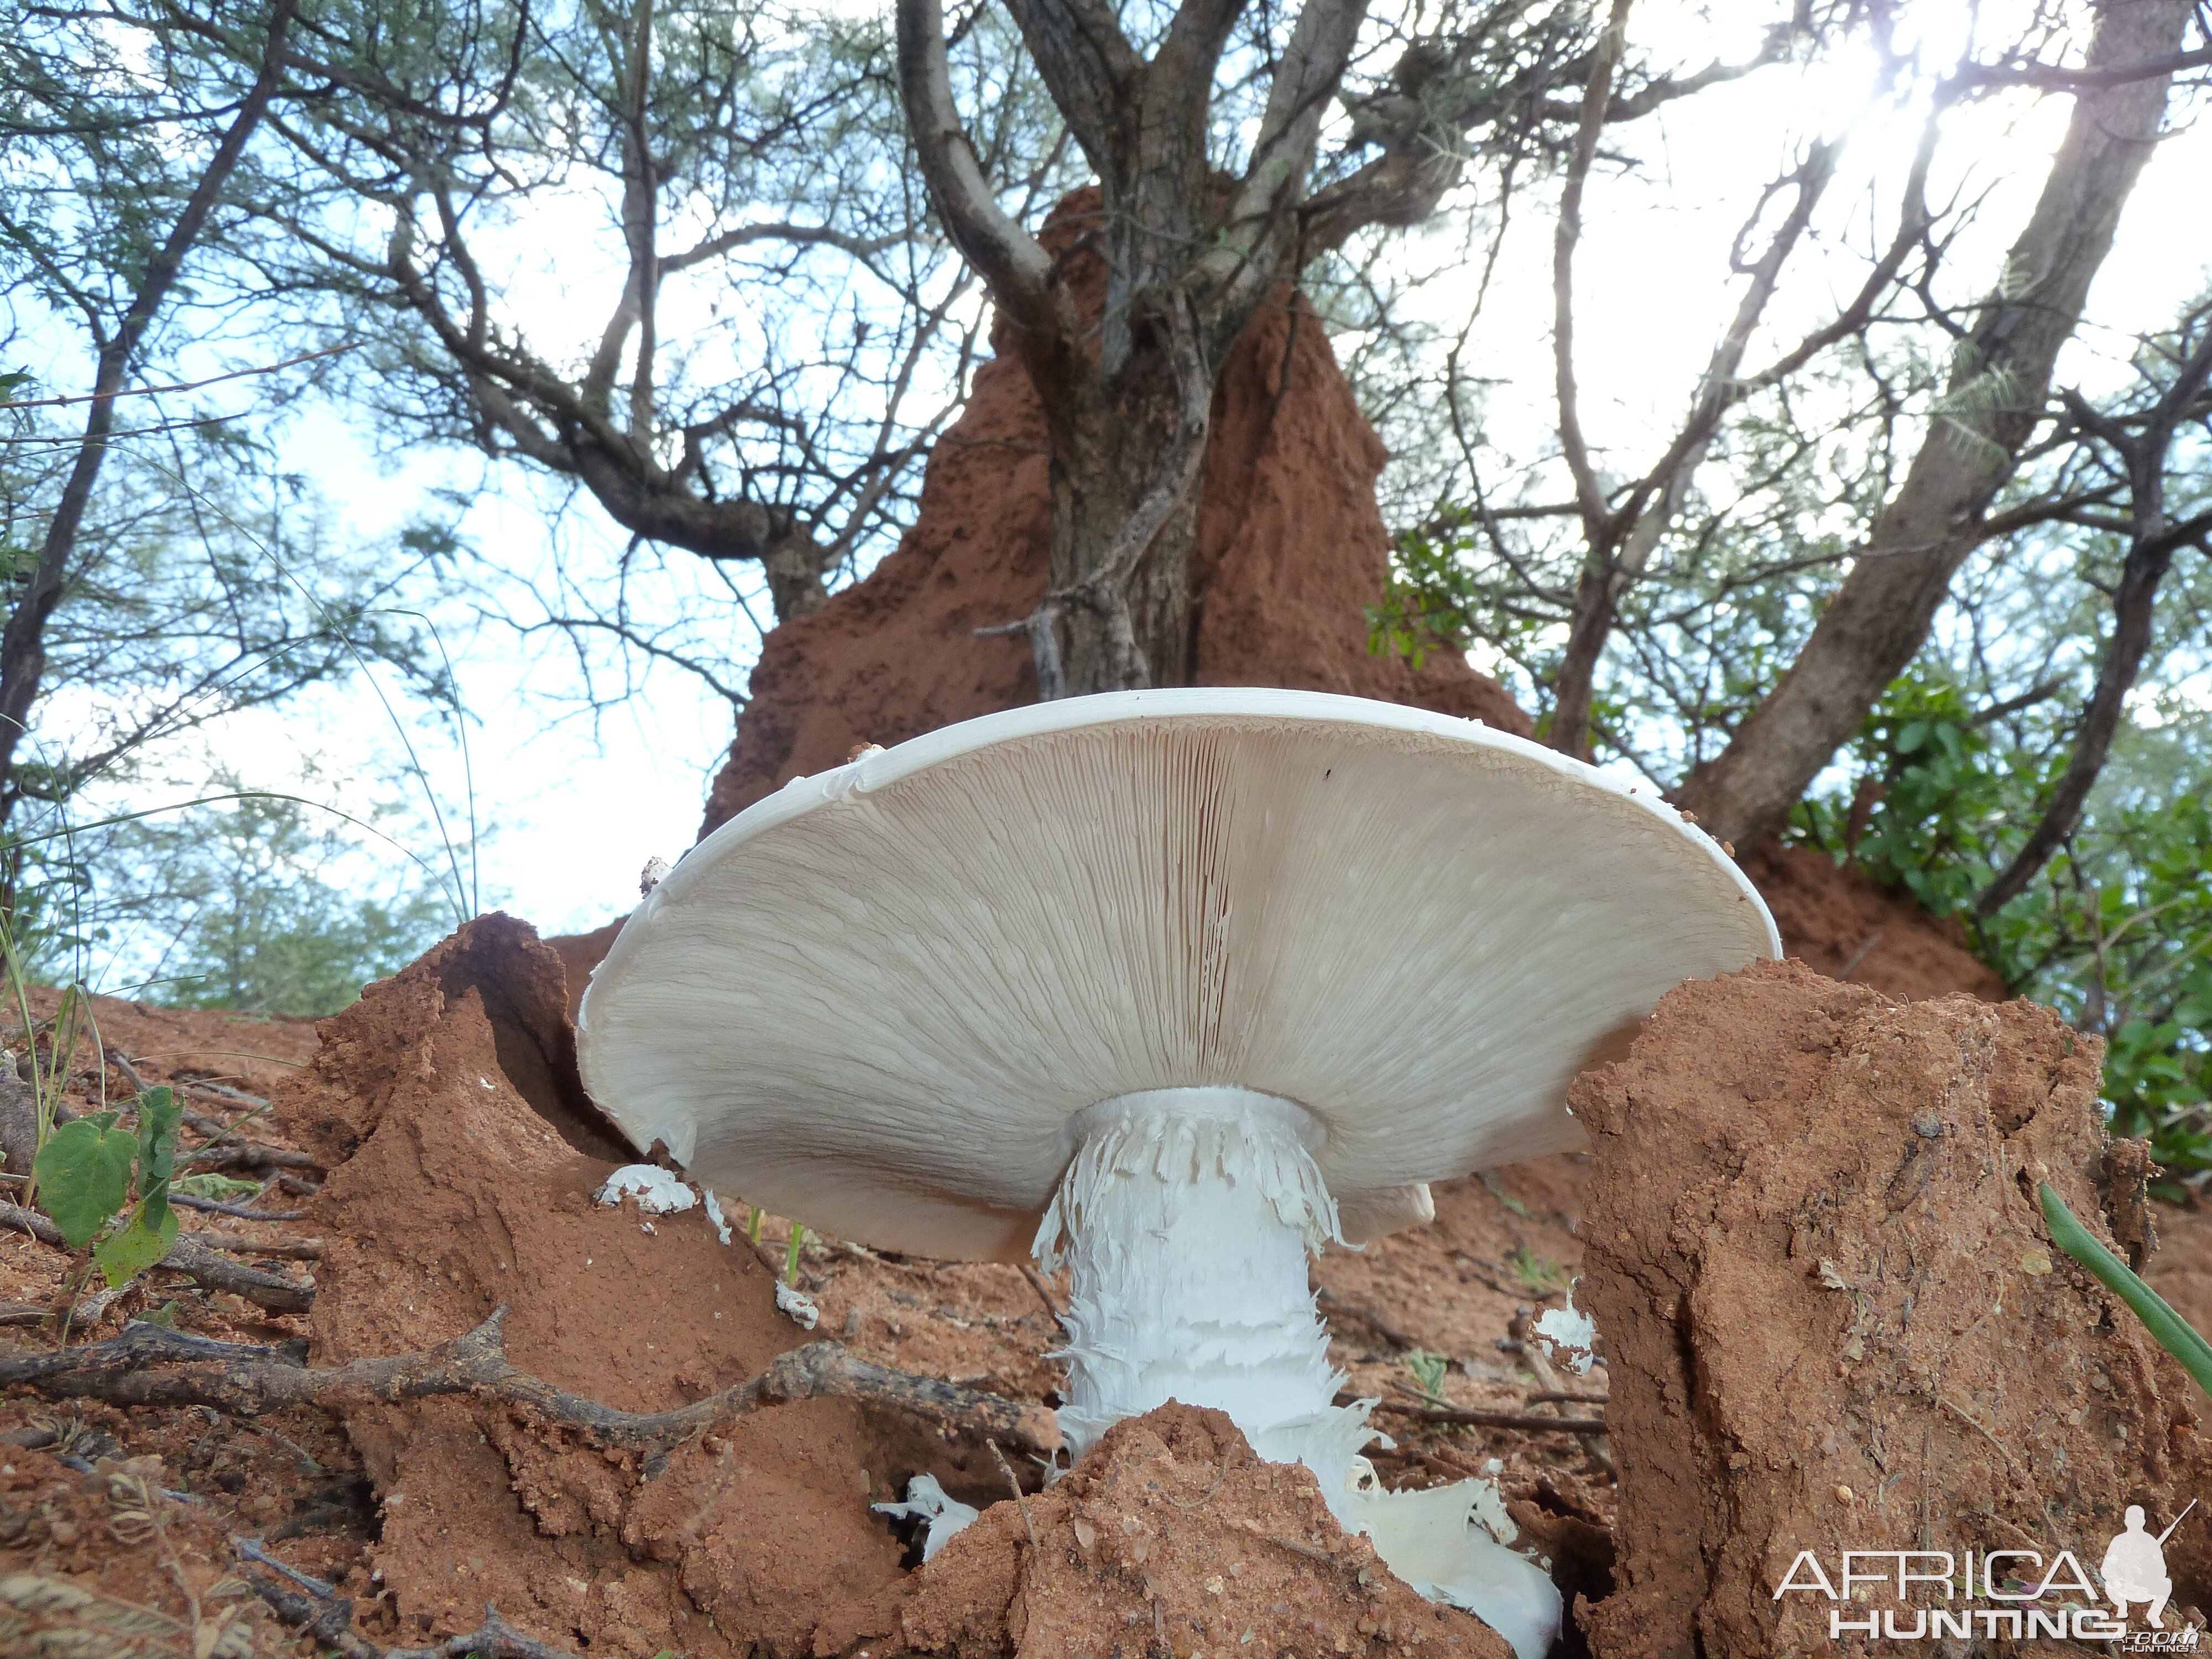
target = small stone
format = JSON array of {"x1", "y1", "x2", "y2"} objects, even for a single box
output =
[
  {"x1": 1206, "y1": 1576, "x2": 1226, "y2": 1595},
  {"x1": 49, "y1": 1519, "x2": 79, "y2": 1545},
  {"x1": 2020, "y1": 1249, "x2": 2053, "y2": 1276},
  {"x1": 1836, "y1": 1484, "x2": 1855, "y2": 1504}
]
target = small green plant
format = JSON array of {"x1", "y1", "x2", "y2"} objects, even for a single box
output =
[
  {"x1": 2041, "y1": 1183, "x2": 2212, "y2": 1399},
  {"x1": 786, "y1": 1222, "x2": 806, "y2": 1281},
  {"x1": 33, "y1": 1084, "x2": 182, "y2": 1287},
  {"x1": 1508, "y1": 1243, "x2": 1566, "y2": 1295},
  {"x1": 1405, "y1": 1348, "x2": 1452, "y2": 1407},
  {"x1": 173, "y1": 1171, "x2": 263, "y2": 1201}
]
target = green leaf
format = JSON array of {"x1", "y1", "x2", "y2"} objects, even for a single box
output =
[
  {"x1": 134, "y1": 1086, "x2": 182, "y2": 1187},
  {"x1": 173, "y1": 1172, "x2": 261, "y2": 1200},
  {"x1": 1895, "y1": 720, "x2": 1928, "y2": 754},
  {"x1": 2040, "y1": 1183, "x2": 2212, "y2": 1400},
  {"x1": 93, "y1": 1196, "x2": 179, "y2": 1288},
  {"x1": 33, "y1": 1119, "x2": 136, "y2": 1248}
]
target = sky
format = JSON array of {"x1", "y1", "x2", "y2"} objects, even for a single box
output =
[{"x1": 48, "y1": 0, "x2": 2212, "y2": 978}]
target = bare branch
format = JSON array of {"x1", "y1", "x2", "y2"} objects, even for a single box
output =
[
  {"x1": 997, "y1": 0, "x2": 1142, "y2": 170},
  {"x1": 896, "y1": 0, "x2": 1063, "y2": 351},
  {"x1": 1552, "y1": 0, "x2": 1634, "y2": 533},
  {"x1": 0, "y1": 1307, "x2": 1063, "y2": 1462},
  {"x1": 0, "y1": 1202, "x2": 314, "y2": 1312},
  {"x1": 659, "y1": 221, "x2": 901, "y2": 275},
  {"x1": 1957, "y1": 45, "x2": 2212, "y2": 92},
  {"x1": 1978, "y1": 326, "x2": 2212, "y2": 914}
]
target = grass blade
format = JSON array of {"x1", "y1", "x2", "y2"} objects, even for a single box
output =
[{"x1": 2039, "y1": 1182, "x2": 2212, "y2": 1399}]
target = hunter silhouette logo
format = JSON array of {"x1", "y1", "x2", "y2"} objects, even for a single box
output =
[{"x1": 2105, "y1": 1501, "x2": 2193, "y2": 1631}]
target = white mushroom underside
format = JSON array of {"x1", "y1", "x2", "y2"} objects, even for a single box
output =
[
  {"x1": 1032, "y1": 1087, "x2": 1561, "y2": 1659},
  {"x1": 580, "y1": 693, "x2": 1777, "y2": 1262}
]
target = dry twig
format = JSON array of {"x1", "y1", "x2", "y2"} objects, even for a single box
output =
[
  {"x1": 1316, "y1": 1286, "x2": 1421, "y2": 1350},
  {"x1": 1362, "y1": 1399, "x2": 1606, "y2": 1434},
  {"x1": 987, "y1": 1437, "x2": 1040, "y2": 1547},
  {"x1": 0, "y1": 1306, "x2": 1063, "y2": 1462},
  {"x1": 169, "y1": 1196, "x2": 310, "y2": 1221},
  {"x1": 1018, "y1": 1262, "x2": 1066, "y2": 1328},
  {"x1": 234, "y1": 1541, "x2": 580, "y2": 1659},
  {"x1": 0, "y1": 1200, "x2": 319, "y2": 1314}
]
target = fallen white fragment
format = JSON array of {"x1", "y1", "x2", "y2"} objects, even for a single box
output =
[
  {"x1": 702, "y1": 1190, "x2": 733, "y2": 1245},
  {"x1": 774, "y1": 1279, "x2": 820, "y2": 1330},
  {"x1": 1343, "y1": 1460, "x2": 1561, "y2": 1659},
  {"x1": 1533, "y1": 1281, "x2": 1598, "y2": 1376},
  {"x1": 596, "y1": 1164, "x2": 697, "y2": 1215},
  {"x1": 872, "y1": 1473, "x2": 980, "y2": 1562}
]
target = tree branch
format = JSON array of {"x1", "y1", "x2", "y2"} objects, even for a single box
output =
[
  {"x1": 0, "y1": 0, "x2": 300, "y2": 821},
  {"x1": 1977, "y1": 326, "x2": 2212, "y2": 914},
  {"x1": 0, "y1": 1307, "x2": 1063, "y2": 1462},
  {"x1": 0, "y1": 1203, "x2": 314, "y2": 1312},
  {"x1": 1551, "y1": 0, "x2": 1634, "y2": 535},
  {"x1": 896, "y1": 0, "x2": 1063, "y2": 353},
  {"x1": 1957, "y1": 45, "x2": 2212, "y2": 92}
]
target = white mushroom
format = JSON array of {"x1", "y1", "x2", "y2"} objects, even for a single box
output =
[{"x1": 580, "y1": 688, "x2": 1778, "y2": 1657}]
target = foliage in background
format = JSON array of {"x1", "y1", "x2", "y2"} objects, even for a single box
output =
[
  {"x1": 1379, "y1": 278, "x2": 2211, "y2": 1188},
  {"x1": 1792, "y1": 671, "x2": 2211, "y2": 1190},
  {"x1": 35, "y1": 782, "x2": 458, "y2": 1018}
]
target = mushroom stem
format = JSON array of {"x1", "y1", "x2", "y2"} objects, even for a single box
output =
[
  {"x1": 1032, "y1": 1086, "x2": 1563, "y2": 1659},
  {"x1": 1034, "y1": 1088, "x2": 1374, "y2": 1506}
]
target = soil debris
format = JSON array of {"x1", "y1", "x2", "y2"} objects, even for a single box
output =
[
  {"x1": 833, "y1": 1401, "x2": 1517, "y2": 1658},
  {"x1": 1572, "y1": 958, "x2": 2206, "y2": 1658},
  {"x1": 1737, "y1": 839, "x2": 2004, "y2": 1003},
  {"x1": 275, "y1": 913, "x2": 912, "y2": 1658}
]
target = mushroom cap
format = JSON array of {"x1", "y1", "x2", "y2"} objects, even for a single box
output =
[{"x1": 578, "y1": 688, "x2": 1779, "y2": 1262}]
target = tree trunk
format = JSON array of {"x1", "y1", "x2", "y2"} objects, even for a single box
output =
[
  {"x1": 1047, "y1": 361, "x2": 1207, "y2": 694},
  {"x1": 1674, "y1": 0, "x2": 2194, "y2": 849}
]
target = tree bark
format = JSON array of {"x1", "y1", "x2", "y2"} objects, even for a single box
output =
[
  {"x1": 1675, "y1": 0, "x2": 2195, "y2": 848},
  {"x1": 0, "y1": 0, "x2": 298, "y2": 827}
]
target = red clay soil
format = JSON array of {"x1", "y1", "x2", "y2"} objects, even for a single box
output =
[
  {"x1": 1737, "y1": 839, "x2": 2005, "y2": 1002},
  {"x1": 1570, "y1": 959, "x2": 2205, "y2": 1658},
  {"x1": 831, "y1": 1401, "x2": 1515, "y2": 1658},
  {"x1": 698, "y1": 188, "x2": 1529, "y2": 835},
  {"x1": 2, "y1": 1000, "x2": 370, "y2": 1659},
  {"x1": 274, "y1": 914, "x2": 909, "y2": 1658}
]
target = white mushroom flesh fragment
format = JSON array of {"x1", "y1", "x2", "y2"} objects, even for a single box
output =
[
  {"x1": 774, "y1": 1280, "x2": 820, "y2": 1329},
  {"x1": 872, "y1": 1473, "x2": 979, "y2": 1562},
  {"x1": 596, "y1": 1165, "x2": 696, "y2": 1214},
  {"x1": 1533, "y1": 1282, "x2": 1598, "y2": 1375},
  {"x1": 702, "y1": 1189, "x2": 733, "y2": 1245},
  {"x1": 1342, "y1": 1461, "x2": 1561, "y2": 1659}
]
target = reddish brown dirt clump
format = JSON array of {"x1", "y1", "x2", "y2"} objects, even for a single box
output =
[
  {"x1": 1571, "y1": 958, "x2": 2204, "y2": 1658},
  {"x1": 832, "y1": 1401, "x2": 1515, "y2": 1658},
  {"x1": 700, "y1": 189, "x2": 1528, "y2": 834},
  {"x1": 275, "y1": 914, "x2": 908, "y2": 1658}
]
